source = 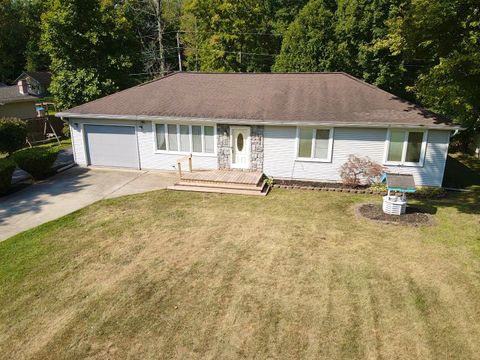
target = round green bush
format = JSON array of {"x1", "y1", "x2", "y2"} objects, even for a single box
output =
[
  {"x1": 0, "y1": 158, "x2": 16, "y2": 194},
  {"x1": 12, "y1": 146, "x2": 60, "y2": 180},
  {"x1": 0, "y1": 117, "x2": 28, "y2": 155}
]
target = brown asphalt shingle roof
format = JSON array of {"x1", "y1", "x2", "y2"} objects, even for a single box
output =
[
  {"x1": 62, "y1": 72, "x2": 454, "y2": 128},
  {"x1": 0, "y1": 86, "x2": 38, "y2": 104}
]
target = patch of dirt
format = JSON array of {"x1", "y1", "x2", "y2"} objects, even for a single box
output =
[{"x1": 356, "y1": 203, "x2": 435, "y2": 226}]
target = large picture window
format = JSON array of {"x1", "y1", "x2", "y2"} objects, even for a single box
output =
[
  {"x1": 297, "y1": 127, "x2": 333, "y2": 161},
  {"x1": 385, "y1": 129, "x2": 427, "y2": 166},
  {"x1": 154, "y1": 123, "x2": 215, "y2": 154}
]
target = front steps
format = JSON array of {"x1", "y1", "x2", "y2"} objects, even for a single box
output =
[{"x1": 168, "y1": 170, "x2": 270, "y2": 196}]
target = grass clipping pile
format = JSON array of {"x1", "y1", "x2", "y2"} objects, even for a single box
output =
[{"x1": 356, "y1": 203, "x2": 435, "y2": 226}]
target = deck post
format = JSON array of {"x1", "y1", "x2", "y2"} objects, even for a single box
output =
[
  {"x1": 177, "y1": 162, "x2": 182, "y2": 179},
  {"x1": 188, "y1": 154, "x2": 193, "y2": 173}
]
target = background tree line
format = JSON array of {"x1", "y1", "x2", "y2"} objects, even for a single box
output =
[{"x1": 0, "y1": 0, "x2": 478, "y2": 148}]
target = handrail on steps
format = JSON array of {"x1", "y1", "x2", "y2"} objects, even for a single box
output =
[{"x1": 176, "y1": 154, "x2": 192, "y2": 179}]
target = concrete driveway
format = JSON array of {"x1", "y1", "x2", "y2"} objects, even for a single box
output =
[{"x1": 0, "y1": 167, "x2": 177, "y2": 242}]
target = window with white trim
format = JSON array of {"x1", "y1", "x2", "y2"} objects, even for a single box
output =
[
  {"x1": 154, "y1": 123, "x2": 215, "y2": 154},
  {"x1": 385, "y1": 129, "x2": 427, "y2": 166},
  {"x1": 297, "y1": 127, "x2": 333, "y2": 161}
]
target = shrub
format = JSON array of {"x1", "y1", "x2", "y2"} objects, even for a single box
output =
[
  {"x1": 0, "y1": 117, "x2": 28, "y2": 155},
  {"x1": 62, "y1": 123, "x2": 70, "y2": 138},
  {"x1": 339, "y1": 155, "x2": 385, "y2": 187},
  {"x1": 12, "y1": 146, "x2": 60, "y2": 180},
  {"x1": 369, "y1": 183, "x2": 387, "y2": 193},
  {"x1": 411, "y1": 187, "x2": 447, "y2": 199},
  {"x1": 0, "y1": 158, "x2": 16, "y2": 194}
]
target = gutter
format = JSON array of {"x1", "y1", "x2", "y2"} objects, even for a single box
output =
[{"x1": 56, "y1": 112, "x2": 463, "y2": 131}]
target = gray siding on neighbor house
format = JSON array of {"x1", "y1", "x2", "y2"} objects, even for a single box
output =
[
  {"x1": 263, "y1": 126, "x2": 450, "y2": 187},
  {"x1": 0, "y1": 101, "x2": 36, "y2": 119}
]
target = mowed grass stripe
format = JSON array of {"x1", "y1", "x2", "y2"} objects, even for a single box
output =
[{"x1": 0, "y1": 189, "x2": 479, "y2": 359}]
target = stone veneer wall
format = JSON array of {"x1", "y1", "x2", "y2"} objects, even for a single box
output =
[
  {"x1": 217, "y1": 124, "x2": 231, "y2": 169},
  {"x1": 216, "y1": 124, "x2": 264, "y2": 171},
  {"x1": 250, "y1": 125, "x2": 264, "y2": 171}
]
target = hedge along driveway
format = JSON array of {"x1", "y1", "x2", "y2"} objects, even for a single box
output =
[
  {"x1": 0, "y1": 167, "x2": 177, "y2": 241},
  {"x1": 11, "y1": 147, "x2": 74, "y2": 184}
]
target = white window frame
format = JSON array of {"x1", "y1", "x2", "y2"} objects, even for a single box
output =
[
  {"x1": 295, "y1": 127, "x2": 334, "y2": 162},
  {"x1": 383, "y1": 129, "x2": 428, "y2": 167},
  {"x1": 152, "y1": 121, "x2": 217, "y2": 156}
]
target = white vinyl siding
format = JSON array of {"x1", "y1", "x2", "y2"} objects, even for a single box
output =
[
  {"x1": 264, "y1": 126, "x2": 450, "y2": 187},
  {"x1": 139, "y1": 121, "x2": 217, "y2": 171},
  {"x1": 69, "y1": 118, "x2": 450, "y2": 186}
]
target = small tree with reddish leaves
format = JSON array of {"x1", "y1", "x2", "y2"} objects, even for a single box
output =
[{"x1": 339, "y1": 155, "x2": 385, "y2": 187}]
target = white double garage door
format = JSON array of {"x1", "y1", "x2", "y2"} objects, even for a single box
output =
[{"x1": 84, "y1": 124, "x2": 140, "y2": 169}]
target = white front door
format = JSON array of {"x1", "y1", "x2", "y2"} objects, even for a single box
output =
[{"x1": 231, "y1": 126, "x2": 250, "y2": 169}]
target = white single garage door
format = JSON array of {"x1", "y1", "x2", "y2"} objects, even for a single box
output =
[{"x1": 84, "y1": 125, "x2": 139, "y2": 169}]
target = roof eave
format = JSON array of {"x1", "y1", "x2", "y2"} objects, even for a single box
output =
[{"x1": 56, "y1": 112, "x2": 462, "y2": 130}]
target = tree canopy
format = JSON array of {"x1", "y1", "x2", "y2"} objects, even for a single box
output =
[
  {"x1": 0, "y1": 0, "x2": 478, "y2": 146},
  {"x1": 41, "y1": 0, "x2": 141, "y2": 109}
]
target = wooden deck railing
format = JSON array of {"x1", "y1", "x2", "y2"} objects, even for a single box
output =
[{"x1": 176, "y1": 154, "x2": 193, "y2": 179}]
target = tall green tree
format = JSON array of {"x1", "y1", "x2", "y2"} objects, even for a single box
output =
[
  {"x1": 0, "y1": 0, "x2": 27, "y2": 83},
  {"x1": 181, "y1": 0, "x2": 280, "y2": 72},
  {"x1": 0, "y1": 0, "x2": 51, "y2": 83},
  {"x1": 379, "y1": 0, "x2": 480, "y2": 147},
  {"x1": 272, "y1": 0, "x2": 337, "y2": 72},
  {"x1": 274, "y1": 0, "x2": 409, "y2": 95},
  {"x1": 23, "y1": 0, "x2": 51, "y2": 72},
  {"x1": 41, "y1": 0, "x2": 141, "y2": 109},
  {"x1": 128, "y1": 0, "x2": 183, "y2": 78},
  {"x1": 267, "y1": 0, "x2": 310, "y2": 35}
]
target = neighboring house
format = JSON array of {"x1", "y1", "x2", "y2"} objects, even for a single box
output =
[
  {"x1": 14, "y1": 71, "x2": 52, "y2": 97},
  {"x1": 57, "y1": 72, "x2": 460, "y2": 187},
  {"x1": 0, "y1": 82, "x2": 38, "y2": 119}
]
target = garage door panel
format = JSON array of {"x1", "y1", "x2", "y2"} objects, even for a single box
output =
[{"x1": 85, "y1": 125, "x2": 139, "y2": 168}]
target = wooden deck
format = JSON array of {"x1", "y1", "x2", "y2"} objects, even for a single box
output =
[
  {"x1": 168, "y1": 170, "x2": 269, "y2": 196},
  {"x1": 180, "y1": 170, "x2": 264, "y2": 185}
]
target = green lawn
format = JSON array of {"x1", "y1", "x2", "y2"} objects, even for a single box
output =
[{"x1": 0, "y1": 189, "x2": 479, "y2": 359}]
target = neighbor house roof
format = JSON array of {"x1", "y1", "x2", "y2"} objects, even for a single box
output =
[
  {"x1": 0, "y1": 86, "x2": 38, "y2": 105},
  {"x1": 15, "y1": 71, "x2": 52, "y2": 86},
  {"x1": 57, "y1": 72, "x2": 458, "y2": 129}
]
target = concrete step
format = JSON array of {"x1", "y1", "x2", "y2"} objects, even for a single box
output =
[
  {"x1": 168, "y1": 183, "x2": 269, "y2": 196},
  {"x1": 178, "y1": 180, "x2": 263, "y2": 191},
  {"x1": 180, "y1": 171, "x2": 265, "y2": 186}
]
